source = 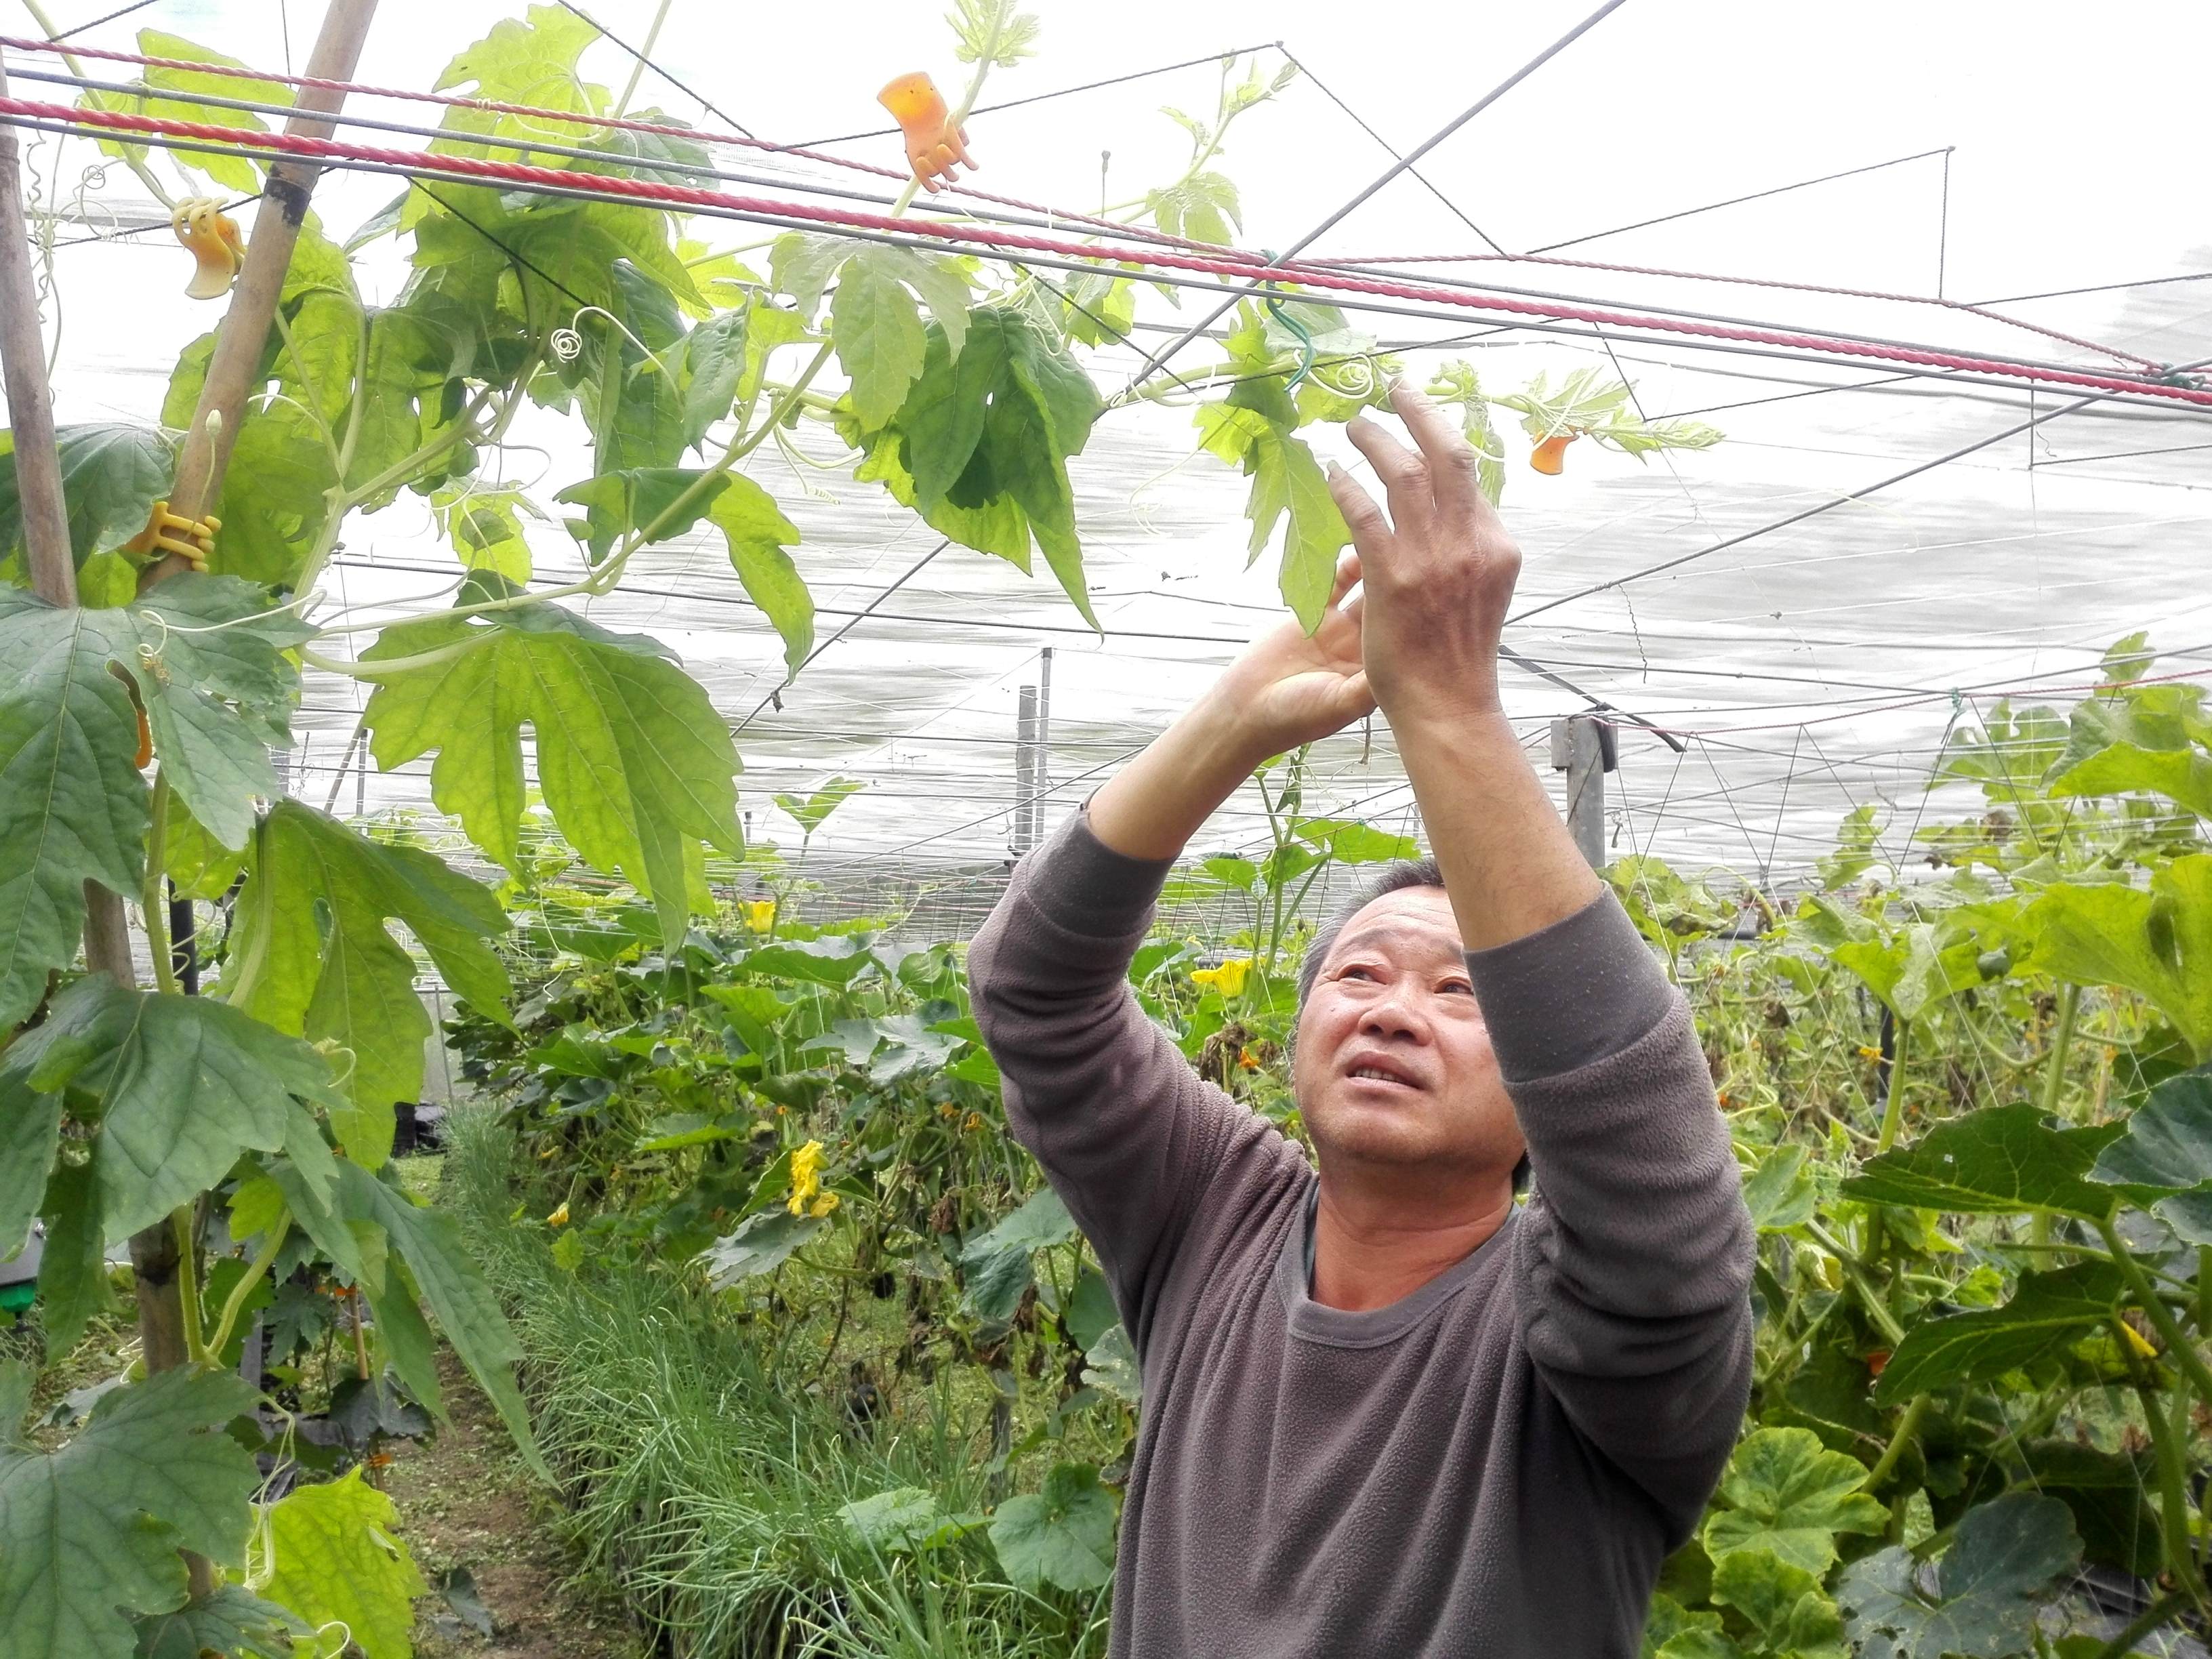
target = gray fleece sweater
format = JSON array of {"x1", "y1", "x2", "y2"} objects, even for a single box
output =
[{"x1": 966, "y1": 812, "x2": 1755, "y2": 1659}]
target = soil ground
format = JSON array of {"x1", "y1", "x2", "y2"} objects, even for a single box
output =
[{"x1": 386, "y1": 1349, "x2": 638, "y2": 1659}]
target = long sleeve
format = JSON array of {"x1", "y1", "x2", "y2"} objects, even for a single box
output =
[
  {"x1": 1468, "y1": 891, "x2": 1755, "y2": 1537},
  {"x1": 966, "y1": 811, "x2": 1270, "y2": 1349}
]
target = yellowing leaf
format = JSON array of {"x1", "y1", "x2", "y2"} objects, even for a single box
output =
[{"x1": 260, "y1": 1469, "x2": 428, "y2": 1659}]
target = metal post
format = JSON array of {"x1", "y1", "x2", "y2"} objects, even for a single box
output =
[
  {"x1": 1013, "y1": 685, "x2": 1040, "y2": 855},
  {"x1": 1551, "y1": 712, "x2": 1616, "y2": 871}
]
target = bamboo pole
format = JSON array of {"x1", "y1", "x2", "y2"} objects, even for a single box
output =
[{"x1": 155, "y1": 0, "x2": 381, "y2": 558}]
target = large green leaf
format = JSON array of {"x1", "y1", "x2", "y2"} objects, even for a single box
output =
[
  {"x1": 833, "y1": 247, "x2": 930, "y2": 430},
  {"x1": 705, "y1": 474, "x2": 811, "y2": 680},
  {"x1": 989, "y1": 1461, "x2": 1117, "y2": 1593},
  {"x1": 2018, "y1": 1441, "x2": 2162, "y2": 1578},
  {"x1": 1702, "y1": 1427, "x2": 1887, "y2": 1574},
  {"x1": 4, "y1": 973, "x2": 338, "y2": 1238},
  {"x1": 360, "y1": 596, "x2": 741, "y2": 942},
  {"x1": 674, "y1": 310, "x2": 747, "y2": 451},
  {"x1": 700, "y1": 1207, "x2": 825, "y2": 1286},
  {"x1": 1837, "y1": 1492, "x2": 2078, "y2": 1659},
  {"x1": 0, "y1": 592, "x2": 148, "y2": 1028},
  {"x1": 2089, "y1": 1069, "x2": 2212, "y2": 1193},
  {"x1": 134, "y1": 1586, "x2": 310, "y2": 1659},
  {"x1": 206, "y1": 397, "x2": 337, "y2": 584},
  {"x1": 0, "y1": 423, "x2": 175, "y2": 571},
  {"x1": 223, "y1": 802, "x2": 510, "y2": 1167},
  {"x1": 1873, "y1": 1261, "x2": 2123, "y2": 1404},
  {"x1": 2029, "y1": 856, "x2": 2212, "y2": 1059},
  {"x1": 554, "y1": 465, "x2": 718, "y2": 564},
  {"x1": 259, "y1": 1469, "x2": 428, "y2": 1659},
  {"x1": 1841, "y1": 1103, "x2": 2118, "y2": 1221},
  {"x1": 0, "y1": 1080, "x2": 62, "y2": 1261},
  {"x1": 2049, "y1": 740, "x2": 2212, "y2": 819},
  {"x1": 0, "y1": 1363, "x2": 262, "y2": 1659},
  {"x1": 131, "y1": 30, "x2": 290, "y2": 191}
]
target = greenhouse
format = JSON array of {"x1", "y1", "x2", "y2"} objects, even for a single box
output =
[{"x1": 1, "y1": 1, "x2": 2210, "y2": 1655}]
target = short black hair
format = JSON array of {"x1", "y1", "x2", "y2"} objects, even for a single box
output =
[{"x1": 1292, "y1": 858, "x2": 1531, "y2": 1196}]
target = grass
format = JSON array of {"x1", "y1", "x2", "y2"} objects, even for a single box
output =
[{"x1": 440, "y1": 1106, "x2": 1110, "y2": 1659}]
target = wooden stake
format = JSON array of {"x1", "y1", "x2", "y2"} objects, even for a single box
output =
[{"x1": 156, "y1": 0, "x2": 381, "y2": 557}]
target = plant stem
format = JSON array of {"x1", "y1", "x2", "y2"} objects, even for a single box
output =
[
  {"x1": 1865, "y1": 1393, "x2": 1930, "y2": 1492},
  {"x1": 2126, "y1": 1351, "x2": 2209, "y2": 1612},
  {"x1": 1805, "y1": 1218, "x2": 1906, "y2": 1346},
  {"x1": 172, "y1": 1204, "x2": 207, "y2": 1364},
  {"x1": 2041, "y1": 983, "x2": 2082, "y2": 1120},
  {"x1": 2091, "y1": 1590, "x2": 2191, "y2": 1659},
  {"x1": 142, "y1": 768, "x2": 177, "y2": 995},
  {"x1": 1876, "y1": 1017, "x2": 1912, "y2": 1152},
  {"x1": 611, "y1": 0, "x2": 675, "y2": 118},
  {"x1": 2100, "y1": 1216, "x2": 2212, "y2": 1406},
  {"x1": 203, "y1": 1218, "x2": 289, "y2": 1361}
]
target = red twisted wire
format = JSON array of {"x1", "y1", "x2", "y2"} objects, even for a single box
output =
[
  {"x1": 0, "y1": 30, "x2": 1257, "y2": 262},
  {"x1": 1312, "y1": 250, "x2": 2165, "y2": 375},
  {"x1": 13, "y1": 91, "x2": 2212, "y2": 412}
]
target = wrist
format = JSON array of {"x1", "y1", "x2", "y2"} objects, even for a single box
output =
[{"x1": 1181, "y1": 688, "x2": 1278, "y2": 779}]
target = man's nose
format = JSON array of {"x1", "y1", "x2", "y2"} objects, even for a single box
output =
[{"x1": 1359, "y1": 989, "x2": 1429, "y2": 1040}]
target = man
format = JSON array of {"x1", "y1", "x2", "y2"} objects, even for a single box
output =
[{"x1": 966, "y1": 384, "x2": 1755, "y2": 1658}]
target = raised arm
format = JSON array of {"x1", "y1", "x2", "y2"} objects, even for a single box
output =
[
  {"x1": 1328, "y1": 386, "x2": 1753, "y2": 1527},
  {"x1": 967, "y1": 561, "x2": 1374, "y2": 1339}
]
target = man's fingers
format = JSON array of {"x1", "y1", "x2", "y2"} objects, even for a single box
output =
[
  {"x1": 1345, "y1": 415, "x2": 1435, "y2": 539},
  {"x1": 1326, "y1": 463, "x2": 1393, "y2": 561},
  {"x1": 1389, "y1": 380, "x2": 1483, "y2": 520}
]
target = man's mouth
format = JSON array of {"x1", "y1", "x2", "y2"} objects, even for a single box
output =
[{"x1": 1343, "y1": 1058, "x2": 1420, "y2": 1089}]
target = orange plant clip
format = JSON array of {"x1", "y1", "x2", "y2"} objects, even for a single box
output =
[{"x1": 878, "y1": 72, "x2": 976, "y2": 194}]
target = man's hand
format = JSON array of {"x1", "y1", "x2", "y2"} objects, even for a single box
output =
[
  {"x1": 1324, "y1": 382, "x2": 1600, "y2": 950},
  {"x1": 1197, "y1": 550, "x2": 1374, "y2": 762},
  {"x1": 1328, "y1": 382, "x2": 1521, "y2": 730}
]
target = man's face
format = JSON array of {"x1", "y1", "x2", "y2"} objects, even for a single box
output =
[{"x1": 1292, "y1": 886, "x2": 1523, "y2": 1176}]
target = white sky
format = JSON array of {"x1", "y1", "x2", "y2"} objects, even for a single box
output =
[{"x1": 20, "y1": 0, "x2": 2212, "y2": 901}]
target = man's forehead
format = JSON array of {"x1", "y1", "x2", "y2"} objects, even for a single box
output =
[{"x1": 1329, "y1": 886, "x2": 1462, "y2": 956}]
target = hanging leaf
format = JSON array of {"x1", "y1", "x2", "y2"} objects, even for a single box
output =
[
  {"x1": 2029, "y1": 856, "x2": 2212, "y2": 1059},
  {"x1": 35, "y1": 1162, "x2": 112, "y2": 1353},
  {"x1": 3, "y1": 973, "x2": 338, "y2": 1239},
  {"x1": 673, "y1": 310, "x2": 748, "y2": 451},
  {"x1": 223, "y1": 802, "x2": 510, "y2": 1167},
  {"x1": 360, "y1": 593, "x2": 741, "y2": 943},
  {"x1": 774, "y1": 777, "x2": 866, "y2": 838},
  {"x1": 699, "y1": 1208, "x2": 826, "y2": 1286},
  {"x1": 833, "y1": 247, "x2": 932, "y2": 430},
  {"x1": 2049, "y1": 740, "x2": 2212, "y2": 821},
  {"x1": 960, "y1": 1187, "x2": 1076, "y2": 1322},
  {"x1": 258, "y1": 1469, "x2": 429, "y2": 1659},
  {"x1": 1841, "y1": 1103, "x2": 2119, "y2": 1221},
  {"x1": 0, "y1": 1362, "x2": 262, "y2": 1659},
  {"x1": 705, "y1": 474, "x2": 811, "y2": 679},
  {"x1": 0, "y1": 423, "x2": 175, "y2": 571},
  {"x1": 1871, "y1": 1261, "x2": 2124, "y2": 1405},
  {"x1": 2089, "y1": 1069, "x2": 2212, "y2": 1193},
  {"x1": 1195, "y1": 403, "x2": 1349, "y2": 632}
]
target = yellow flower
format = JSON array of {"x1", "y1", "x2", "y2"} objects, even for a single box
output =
[
  {"x1": 1856, "y1": 1045, "x2": 1885, "y2": 1063},
  {"x1": 808, "y1": 1191, "x2": 841, "y2": 1218},
  {"x1": 742, "y1": 899, "x2": 777, "y2": 933},
  {"x1": 787, "y1": 1139, "x2": 826, "y2": 1214},
  {"x1": 1191, "y1": 956, "x2": 1252, "y2": 999},
  {"x1": 2118, "y1": 1319, "x2": 2160, "y2": 1360},
  {"x1": 546, "y1": 1202, "x2": 570, "y2": 1227}
]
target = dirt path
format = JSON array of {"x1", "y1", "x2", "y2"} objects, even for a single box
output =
[{"x1": 386, "y1": 1351, "x2": 636, "y2": 1659}]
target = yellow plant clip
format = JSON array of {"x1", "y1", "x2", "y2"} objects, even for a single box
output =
[
  {"x1": 123, "y1": 498, "x2": 221, "y2": 571},
  {"x1": 171, "y1": 196, "x2": 247, "y2": 300}
]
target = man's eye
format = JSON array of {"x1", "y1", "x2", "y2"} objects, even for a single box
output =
[
  {"x1": 1338, "y1": 965, "x2": 1378, "y2": 983},
  {"x1": 1440, "y1": 979, "x2": 1475, "y2": 996}
]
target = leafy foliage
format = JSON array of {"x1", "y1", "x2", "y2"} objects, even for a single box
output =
[{"x1": 259, "y1": 1469, "x2": 430, "y2": 1659}]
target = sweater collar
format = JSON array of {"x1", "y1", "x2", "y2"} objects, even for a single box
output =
[{"x1": 1275, "y1": 1183, "x2": 1518, "y2": 1350}]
